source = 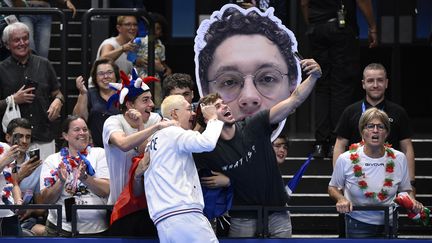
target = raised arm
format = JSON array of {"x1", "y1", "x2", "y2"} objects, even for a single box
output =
[
  {"x1": 269, "y1": 59, "x2": 321, "y2": 124},
  {"x1": 72, "y1": 76, "x2": 89, "y2": 121},
  {"x1": 356, "y1": 0, "x2": 378, "y2": 48},
  {"x1": 109, "y1": 116, "x2": 176, "y2": 152},
  {"x1": 100, "y1": 41, "x2": 137, "y2": 63}
]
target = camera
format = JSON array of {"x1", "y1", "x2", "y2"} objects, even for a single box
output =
[
  {"x1": 28, "y1": 148, "x2": 40, "y2": 161},
  {"x1": 24, "y1": 77, "x2": 38, "y2": 93}
]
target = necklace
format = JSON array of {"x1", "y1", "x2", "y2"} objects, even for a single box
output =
[{"x1": 349, "y1": 143, "x2": 395, "y2": 201}]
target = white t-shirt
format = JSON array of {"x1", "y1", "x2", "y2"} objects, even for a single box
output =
[
  {"x1": 145, "y1": 119, "x2": 224, "y2": 224},
  {"x1": 39, "y1": 147, "x2": 110, "y2": 234},
  {"x1": 0, "y1": 142, "x2": 15, "y2": 218},
  {"x1": 329, "y1": 145, "x2": 411, "y2": 225},
  {"x1": 103, "y1": 112, "x2": 161, "y2": 205}
]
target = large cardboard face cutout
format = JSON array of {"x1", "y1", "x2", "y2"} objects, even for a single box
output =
[{"x1": 194, "y1": 4, "x2": 301, "y2": 140}]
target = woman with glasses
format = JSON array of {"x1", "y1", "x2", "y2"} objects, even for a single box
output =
[
  {"x1": 328, "y1": 108, "x2": 422, "y2": 238},
  {"x1": 73, "y1": 59, "x2": 121, "y2": 147}
]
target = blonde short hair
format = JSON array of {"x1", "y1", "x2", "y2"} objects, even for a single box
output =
[
  {"x1": 160, "y1": 95, "x2": 185, "y2": 119},
  {"x1": 116, "y1": 16, "x2": 137, "y2": 25}
]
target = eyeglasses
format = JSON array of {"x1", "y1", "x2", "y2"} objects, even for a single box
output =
[
  {"x1": 364, "y1": 123, "x2": 386, "y2": 131},
  {"x1": 96, "y1": 70, "x2": 115, "y2": 77},
  {"x1": 174, "y1": 105, "x2": 194, "y2": 113},
  {"x1": 208, "y1": 67, "x2": 288, "y2": 102},
  {"x1": 121, "y1": 22, "x2": 138, "y2": 28}
]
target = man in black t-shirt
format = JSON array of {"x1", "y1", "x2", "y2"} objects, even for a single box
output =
[
  {"x1": 193, "y1": 59, "x2": 321, "y2": 238},
  {"x1": 333, "y1": 63, "x2": 415, "y2": 185}
]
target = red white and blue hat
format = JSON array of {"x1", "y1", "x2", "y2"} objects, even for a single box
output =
[{"x1": 107, "y1": 68, "x2": 158, "y2": 108}]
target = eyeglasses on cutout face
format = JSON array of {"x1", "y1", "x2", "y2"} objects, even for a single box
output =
[{"x1": 208, "y1": 67, "x2": 288, "y2": 103}]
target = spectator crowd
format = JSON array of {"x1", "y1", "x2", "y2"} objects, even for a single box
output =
[{"x1": 0, "y1": 1, "x2": 427, "y2": 241}]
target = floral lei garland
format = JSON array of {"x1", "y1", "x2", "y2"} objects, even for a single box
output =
[
  {"x1": 349, "y1": 142, "x2": 396, "y2": 201},
  {"x1": 43, "y1": 146, "x2": 95, "y2": 189}
]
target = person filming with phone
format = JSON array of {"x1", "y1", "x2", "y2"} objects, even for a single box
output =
[
  {"x1": 4, "y1": 117, "x2": 45, "y2": 236},
  {"x1": 0, "y1": 22, "x2": 64, "y2": 161}
]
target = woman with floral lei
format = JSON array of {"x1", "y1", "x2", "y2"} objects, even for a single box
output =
[
  {"x1": 328, "y1": 107, "x2": 423, "y2": 238},
  {"x1": 39, "y1": 115, "x2": 110, "y2": 237}
]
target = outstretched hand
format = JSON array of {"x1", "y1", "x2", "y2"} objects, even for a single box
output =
[{"x1": 300, "y1": 59, "x2": 322, "y2": 79}]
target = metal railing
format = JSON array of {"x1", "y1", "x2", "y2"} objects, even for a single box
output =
[
  {"x1": 66, "y1": 204, "x2": 406, "y2": 238},
  {"x1": 0, "y1": 204, "x2": 62, "y2": 234},
  {"x1": 264, "y1": 205, "x2": 395, "y2": 238},
  {"x1": 70, "y1": 204, "x2": 113, "y2": 236}
]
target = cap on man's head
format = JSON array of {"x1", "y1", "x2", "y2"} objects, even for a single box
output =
[{"x1": 107, "y1": 68, "x2": 158, "y2": 108}]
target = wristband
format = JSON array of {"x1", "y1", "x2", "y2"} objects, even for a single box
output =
[{"x1": 55, "y1": 96, "x2": 65, "y2": 104}]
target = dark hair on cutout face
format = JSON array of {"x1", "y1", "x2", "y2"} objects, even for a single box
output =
[{"x1": 198, "y1": 7, "x2": 298, "y2": 95}]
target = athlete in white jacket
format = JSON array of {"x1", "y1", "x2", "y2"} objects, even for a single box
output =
[{"x1": 144, "y1": 95, "x2": 224, "y2": 243}]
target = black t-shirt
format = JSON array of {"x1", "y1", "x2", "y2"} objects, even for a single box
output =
[
  {"x1": 334, "y1": 99, "x2": 413, "y2": 150},
  {"x1": 308, "y1": 0, "x2": 358, "y2": 34},
  {"x1": 193, "y1": 110, "x2": 288, "y2": 216}
]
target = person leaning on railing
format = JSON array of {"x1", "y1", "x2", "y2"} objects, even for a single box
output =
[{"x1": 328, "y1": 108, "x2": 423, "y2": 238}]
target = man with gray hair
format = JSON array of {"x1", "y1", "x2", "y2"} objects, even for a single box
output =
[{"x1": 0, "y1": 22, "x2": 64, "y2": 160}]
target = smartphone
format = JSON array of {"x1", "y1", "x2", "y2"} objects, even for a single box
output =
[
  {"x1": 64, "y1": 197, "x2": 76, "y2": 222},
  {"x1": 12, "y1": 133, "x2": 21, "y2": 145},
  {"x1": 24, "y1": 78, "x2": 38, "y2": 93},
  {"x1": 4, "y1": 15, "x2": 18, "y2": 25},
  {"x1": 28, "y1": 148, "x2": 40, "y2": 161}
]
